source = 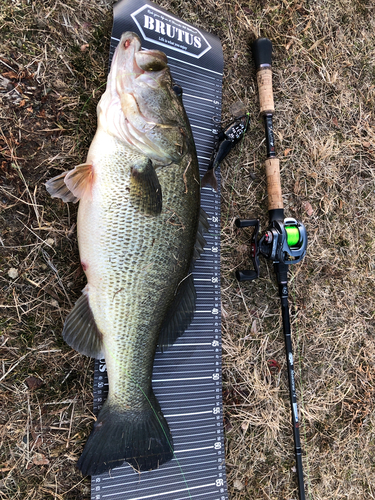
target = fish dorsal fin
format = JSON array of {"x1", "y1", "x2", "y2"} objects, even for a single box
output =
[
  {"x1": 158, "y1": 273, "x2": 196, "y2": 352},
  {"x1": 130, "y1": 158, "x2": 162, "y2": 215},
  {"x1": 62, "y1": 290, "x2": 104, "y2": 359},
  {"x1": 45, "y1": 163, "x2": 93, "y2": 203},
  {"x1": 193, "y1": 208, "x2": 209, "y2": 261}
]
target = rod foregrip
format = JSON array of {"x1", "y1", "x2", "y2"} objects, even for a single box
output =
[
  {"x1": 252, "y1": 38, "x2": 274, "y2": 115},
  {"x1": 256, "y1": 69, "x2": 274, "y2": 115},
  {"x1": 265, "y1": 157, "x2": 283, "y2": 210}
]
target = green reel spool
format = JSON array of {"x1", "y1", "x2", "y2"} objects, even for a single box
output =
[{"x1": 285, "y1": 225, "x2": 300, "y2": 247}]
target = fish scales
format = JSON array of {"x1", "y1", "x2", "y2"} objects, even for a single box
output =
[
  {"x1": 80, "y1": 138, "x2": 199, "y2": 408},
  {"x1": 45, "y1": 32, "x2": 204, "y2": 476}
]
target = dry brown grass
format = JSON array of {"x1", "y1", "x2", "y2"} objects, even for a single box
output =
[{"x1": 1, "y1": 0, "x2": 375, "y2": 499}]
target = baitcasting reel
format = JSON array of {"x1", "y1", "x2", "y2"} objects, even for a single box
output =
[{"x1": 235, "y1": 217, "x2": 308, "y2": 282}]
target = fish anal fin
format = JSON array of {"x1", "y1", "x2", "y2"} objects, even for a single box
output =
[
  {"x1": 45, "y1": 163, "x2": 94, "y2": 203},
  {"x1": 193, "y1": 208, "x2": 210, "y2": 261},
  {"x1": 130, "y1": 158, "x2": 162, "y2": 215},
  {"x1": 158, "y1": 273, "x2": 196, "y2": 352},
  {"x1": 62, "y1": 290, "x2": 104, "y2": 359}
]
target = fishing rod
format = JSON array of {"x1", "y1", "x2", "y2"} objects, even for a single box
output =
[{"x1": 235, "y1": 38, "x2": 307, "y2": 500}]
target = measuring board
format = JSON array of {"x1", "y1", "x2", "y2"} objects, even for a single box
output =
[{"x1": 91, "y1": 1, "x2": 226, "y2": 498}]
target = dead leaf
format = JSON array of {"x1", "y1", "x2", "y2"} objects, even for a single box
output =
[
  {"x1": 234, "y1": 479, "x2": 244, "y2": 491},
  {"x1": 31, "y1": 431, "x2": 43, "y2": 449},
  {"x1": 8, "y1": 268, "x2": 18, "y2": 279},
  {"x1": 32, "y1": 453, "x2": 49, "y2": 466},
  {"x1": 302, "y1": 201, "x2": 314, "y2": 216},
  {"x1": 284, "y1": 148, "x2": 292, "y2": 156},
  {"x1": 241, "y1": 421, "x2": 249, "y2": 432},
  {"x1": 2, "y1": 70, "x2": 18, "y2": 79},
  {"x1": 25, "y1": 376, "x2": 43, "y2": 390},
  {"x1": 286, "y1": 40, "x2": 293, "y2": 50},
  {"x1": 250, "y1": 319, "x2": 257, "y2": 335}
]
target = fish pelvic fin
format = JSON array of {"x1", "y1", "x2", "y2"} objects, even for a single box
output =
[
  {"x1": 129, "y1": 158, "x2": 162, "y2": 215},
  {"x1": 45, "y1": 163, "x2": 94, "y2": 203},
  {"x1": 62, "y1": 289, "x2": 104, "y2": 359},
  {"x1": 77, "y1": 394, "x2": 173, "y2": 476}
]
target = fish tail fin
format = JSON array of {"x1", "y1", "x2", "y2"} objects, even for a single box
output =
[{"x1": 77, "y1": 393, "x2": 173, "y2": 476}]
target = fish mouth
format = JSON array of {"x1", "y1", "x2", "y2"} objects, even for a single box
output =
[
  {"x1": 113, "y1": 32, "x2": 168, "y2": 88},
  {"x1": 101, "y1": 32, "x2": 186, "y2": 163}
]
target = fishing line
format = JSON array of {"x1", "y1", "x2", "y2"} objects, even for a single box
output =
[
  {"x1": 97, "y1": 332, "x2": 192, "y2": 497},
  {"x1": 124, "y1": 370, "x2": 194, "y2": 500},
  {"x1": 75, "y1": 81, "x2": 107, "y2": 149},
  {"x1": 223, "y1": 114, "x2": 250, "y2": 225}
]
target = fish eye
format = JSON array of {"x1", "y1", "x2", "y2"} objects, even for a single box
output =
[{"x1": 172, "y1": 84, "x2": 183, "y2": 97}]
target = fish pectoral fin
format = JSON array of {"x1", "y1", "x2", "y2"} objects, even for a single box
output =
[
  {"x1": 45, "y1": 171, "x2": 79, "y2": 203},
  {"x1": 158, "y1": 273, "x2": 196, "y2": 352},
  {"x1": 130, "y1": 158, "x2": 162, "y2": 215},
  {"x1": 62, "y1": 291, "x2": 104, "y2": 359},
  {"x1": 45, "y1": 163, "x2": 94, "y2": 203},
  {"x1": 65, "y1": 163, "x2": 94, "y2": 200}
]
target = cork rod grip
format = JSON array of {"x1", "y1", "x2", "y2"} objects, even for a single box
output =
[
  {"x1": 265, "y1": 157, "x2": 283, "y2": 210},
  {"x1": 257, "y1": 69, "x2": 274, "y2": 115}
]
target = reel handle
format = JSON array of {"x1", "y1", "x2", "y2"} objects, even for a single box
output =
[{"x1": 252, "y1": 38, "x2": 283, "y2": 214}]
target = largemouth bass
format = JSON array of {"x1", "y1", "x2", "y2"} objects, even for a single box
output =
[{"x1": 46, "y1": 32, "x2": 207, "y2": 476}]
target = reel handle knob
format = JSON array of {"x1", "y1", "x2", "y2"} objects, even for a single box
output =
[
  {"x1": 236, "y1": 270, "x2": 258, "y2": 282},
  {"x1": 235, "y1": 218, "x2": 258, "y2": 228}
]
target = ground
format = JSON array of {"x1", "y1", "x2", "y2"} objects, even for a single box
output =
[{"x1": 1, "y1": 0, "x2": 375, "y2": 499}]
